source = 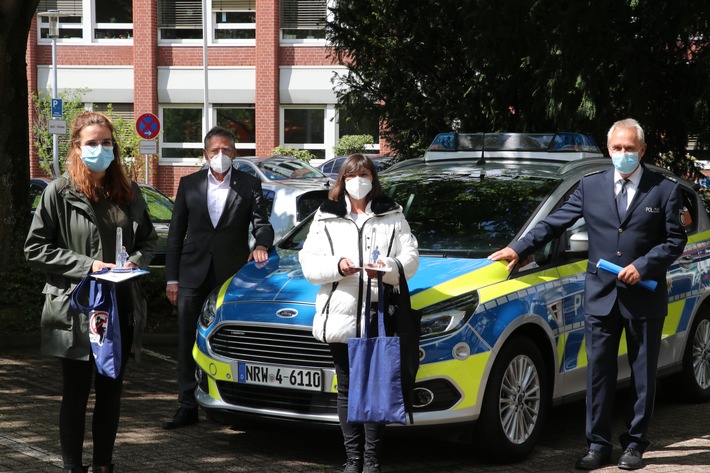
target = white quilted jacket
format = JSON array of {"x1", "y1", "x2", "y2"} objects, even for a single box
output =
[{"x1": 299, "y1": 195, "x2": 419, "y2": 343}]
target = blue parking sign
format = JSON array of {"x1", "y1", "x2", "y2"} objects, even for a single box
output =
[{"x1": 51, "y1": 99, "x2": 63, "y2": 118}]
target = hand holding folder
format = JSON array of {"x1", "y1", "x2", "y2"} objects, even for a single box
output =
[{"x1": 596, "y1": 259, "x2": 657, "y2": 292}]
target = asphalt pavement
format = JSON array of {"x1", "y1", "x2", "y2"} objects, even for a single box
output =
[{"x1": 1, "y1": 336, "x2": 710, "y2": 472}]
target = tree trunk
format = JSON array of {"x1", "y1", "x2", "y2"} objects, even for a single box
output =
[{"x1": 0, "y1": 0, "x2": 40, "y2": 267}]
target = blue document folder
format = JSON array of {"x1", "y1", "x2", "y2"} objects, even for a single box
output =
[{"x1": 596, "y1": 259, "x2": 657, "y2": 292}]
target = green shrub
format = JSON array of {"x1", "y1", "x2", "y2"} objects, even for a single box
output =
[
  {"x1": 271, "y1": 146, "x2": 317, "y2": 162},
  {"x1": 333, "y1": 134, "x2": 375, "y2": 157}
]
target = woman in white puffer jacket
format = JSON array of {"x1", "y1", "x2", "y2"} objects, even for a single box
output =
[{"x1": 299, "y1": 154, "x2": 418, "y2": 473}]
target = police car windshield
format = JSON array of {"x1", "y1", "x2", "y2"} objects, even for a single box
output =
[
  {"x1": 383, "y1": 174, "x2": 558, "y2": 258},
  {"x1": 279, "y1": 173, "x2": 559, "y2": 258}
]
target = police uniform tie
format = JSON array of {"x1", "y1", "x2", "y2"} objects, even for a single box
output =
[{"x1": 617, "y1": 178, "x2": 629, "y2": 220}]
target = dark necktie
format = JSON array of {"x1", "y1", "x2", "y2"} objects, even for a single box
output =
[{"x1": 617, "y1": 179, "x2": 629, "y2": 220}]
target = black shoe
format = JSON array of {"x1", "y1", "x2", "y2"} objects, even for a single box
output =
[
  {"x1": 363, "y1": 461, "x2": 381, "y2": 473},
  {"x1": 575, "y1": 449, "x2": 611, "y2": 470},
  {"x1": 162, "y1": 407, "x2": 199, "y2": 429},
  {"x1": 618, "y1": 448, "x2": 645, "y2": 470},
  {"x1": 342, "y1": 457, "x2": 362, "y2": 473}
]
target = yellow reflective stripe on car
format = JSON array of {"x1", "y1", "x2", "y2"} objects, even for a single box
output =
[
  {"x1": 662, "y1": 300, "x2": 686, "y2": 339},
  {"x1": 216, "y1": 278, "x2": 230, "y2": 309},
  {"x1": 194, "y1": 344, "x2": 233, "y2": 384},
  {"x1": 687, "y1": 229, "x2": 710, "y2": 245},
  {"x1": 478, "y1": 267, "x2": 560, "y2": 304},
  {"x1": 410, "y1": 262, "x2": 511, "y2": 308},
  {"x1": 557, "y1": 333, "x2": 567, "y2": 371},
  {"x1": 416, "y1": 352, "x2": 490, "y2": 409}
]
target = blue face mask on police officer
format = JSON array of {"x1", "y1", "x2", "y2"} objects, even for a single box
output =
[
  {"x1": 611, "y1": 152, "x2": 640, "y2": 175},
  {"x1": 81, "y1": 145, "x2": 115, "y2": 172}
]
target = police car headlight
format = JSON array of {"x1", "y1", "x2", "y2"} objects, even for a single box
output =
[
  {"x1": 420, "y1": 291, "x2": 478, "y2": 339},
  {"x1": 199, "y1": 288, "x2": 219, "y2": 328}
]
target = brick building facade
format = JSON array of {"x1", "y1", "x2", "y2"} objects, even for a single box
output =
[{"x1": 27, "y1": 0, "x2": 382, "y2": 197}]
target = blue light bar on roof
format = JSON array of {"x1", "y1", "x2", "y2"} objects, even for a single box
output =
[{"x1": 425, "y1": 132, "x2": 603, "y2": 162}]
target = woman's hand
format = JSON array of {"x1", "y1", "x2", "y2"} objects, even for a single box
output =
[
  {"x1": 364, "y1": 260, "x2": 386, "y2": 279},
  {"x1": 339, "y1": 258, "x2": 361, "y2": 277},
  {"x1": 91, "y1": 260, "x2": 115, "y2": 272}
]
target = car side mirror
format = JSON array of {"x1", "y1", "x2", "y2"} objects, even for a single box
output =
[{"x1": 565, "y1": 230, "x2": 588, "y2": 259}]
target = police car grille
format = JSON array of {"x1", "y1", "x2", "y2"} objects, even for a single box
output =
[
  {"x1": 209, "y1": 324, "x2": 333, "y2": 368},
  {"x1": 216, "y1": 383, "x2": 337, "y2": 416}
]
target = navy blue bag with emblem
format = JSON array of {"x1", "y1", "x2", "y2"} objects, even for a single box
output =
[
  {"x1": 70, "y1": 271, "x2": 122, "y2": 379},
  {"x1": 347, "y1": 272, "x2": 407, "y2": 425}
]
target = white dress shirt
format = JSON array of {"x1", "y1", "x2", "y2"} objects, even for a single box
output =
[
  {"x1": 613, "y1": 165, "x2": 643, "y2": 211},
  {"x1": 207, "y1": 167, "x2": 232, "y2": 228}
]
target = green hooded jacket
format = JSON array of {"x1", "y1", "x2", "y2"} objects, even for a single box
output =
[{"x1": 24, "y1": 175, "x2": 158, "y2": 361}]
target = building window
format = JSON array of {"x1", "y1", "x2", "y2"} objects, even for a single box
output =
[
  {"x1": 280, "y1": 0, "x2": 327, "y2": 41},
  {"x1": 283, "y1": 107, "x2": 326, "y2": 159},
  {"x1": 94, "y1": 0, "x2": 133, "y2": 40},
  {"x1": 337, "y1": 110, "x2": 380, "y2": 151},
  {"x1": 160, "y1": 107, "x2": 204, "y2": 161},
  {"x1": 213, "y1": 0, "x2": 256, "y2": 41},
  {"x1": 159, "y1": 0, "x2": 203, "y2": 40},
  {"x1": 37, "y1": 1, "x2": 133, "y2": 42},
  {"x1": 216, "y1": 106, "x2": 256, "y2": 156},
  {"x1": 37, "y1": 0, "x2": 83, "y2": 40}
]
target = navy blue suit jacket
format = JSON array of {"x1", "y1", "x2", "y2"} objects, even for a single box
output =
[
  {"x1": 165, "y1": 167, "x2": 274, "y2": 289},
  {"x1": 511, "y1": 165, "x2": 687, "y2": 319}
]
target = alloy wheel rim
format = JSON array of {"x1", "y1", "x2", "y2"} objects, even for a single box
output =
[
  {"x1": 693, "y1": 319, "x2": 710, "y2": 390},
  {"x1": 499, "y1": 354, "x2": 541, "y2": 444}
]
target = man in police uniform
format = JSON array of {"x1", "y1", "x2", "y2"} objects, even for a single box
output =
[{"x1": 489, "y1": 119, "x2": 687, "y2": 470}]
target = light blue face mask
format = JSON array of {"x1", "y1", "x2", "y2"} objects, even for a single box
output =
[
  {"x1": 81, "y1": 145, "x2": 115, "y2": 172},
  {"x1": 611, "y1": 152, "x2": 639, "y2": 175}
]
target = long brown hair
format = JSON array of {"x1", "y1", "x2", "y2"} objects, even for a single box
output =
[
  {"x1": 328, "y1": 153, "x2": 384, "y2": 202},
  {"x1": 67, "y1": 112, "x2": 133, "y2": 205}
]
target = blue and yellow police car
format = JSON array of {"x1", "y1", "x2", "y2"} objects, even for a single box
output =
[{"x1": 193, "y1": 133, "x2": 710, "y2": 461}]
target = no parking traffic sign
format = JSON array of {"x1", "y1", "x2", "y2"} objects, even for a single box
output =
[{"x1": 135, "y1": 113, "x2": 160, "y2": 139}]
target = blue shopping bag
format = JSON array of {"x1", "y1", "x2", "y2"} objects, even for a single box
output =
[
  {"x1": 71, "y1": 271, "x2": 122, "y2": 379},
  {"x1": 347, "y1": 272, "x2": 407, "y2": 425}
]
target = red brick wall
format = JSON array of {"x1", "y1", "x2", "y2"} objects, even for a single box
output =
[
  {"x1": 280, "y1": 46, "x2": 335, "y2": 66},
  {"x1": 255, "y1": 0, "x2": 280, "y2": 156},
  {"x1": 158, "y1": 47, "x2": 256, "y2": 66}
]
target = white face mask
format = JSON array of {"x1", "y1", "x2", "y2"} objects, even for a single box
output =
[
  {"x1": 209, "y1": 152, "x2": 232, "y2": 174},
  {"x1": 345, "y1": 176, "x2": 373, "y2": 200}
]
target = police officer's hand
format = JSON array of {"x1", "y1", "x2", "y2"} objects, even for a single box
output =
[
  {"x1": 618, "y1": 264, "x2": 641, "y2": 285},
  {"x1": 488, "y1": 247, "x2": 520, "y2": 272},
  {"x1": 91, "y1": 260, "x2": 115, "y2": 272},
  {"x1": 166, "y1": 283, "x2": 178, "y2": 307}
]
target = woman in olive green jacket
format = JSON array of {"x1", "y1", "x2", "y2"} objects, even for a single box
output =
[{"x1": 24, "y1": 112, "x2": 158, "y2": 473}]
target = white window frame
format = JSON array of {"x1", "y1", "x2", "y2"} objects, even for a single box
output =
[
  {"x1": 213, "y1": 0, "x2": 256, "y2": 44},
  {"x1": 36, "y1": 1, "x2": 133, "y2": 44},
  {"x1": 159, "y1": 105, "x2": 205, "y2": 166},
  {"x1": 214, "y1": 104, "x2": 257, "y2": 154},
  {"x1": 281, "y1": 104, "x2": 336, "y2": 160},
  {"x1": 280, "y1": 0, "x2": 332, "y2": 46}
]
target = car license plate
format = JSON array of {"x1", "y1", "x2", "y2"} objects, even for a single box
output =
[{"x1": 236, "y1": 362, "x2": 323, "y2": 392}]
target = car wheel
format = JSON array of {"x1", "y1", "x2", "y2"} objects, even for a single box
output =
[
  {"x1": 663, "y1": 306, "x2": 710, "y2": 402},
  {"x1": 474, "y1": 337, "x2": 550, "y2": 462}
]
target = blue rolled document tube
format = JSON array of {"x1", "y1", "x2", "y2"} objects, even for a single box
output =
[{"x1": 596, "y1": 259, "x2": 657, "y2": 292}]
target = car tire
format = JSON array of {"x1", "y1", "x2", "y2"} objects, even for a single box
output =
[
  {"x1": 474, "y1": 336, "x2": 550, "y2": 462},
  {"x1": 662, "y1": 306, "x2": 710, "y2": 402}
]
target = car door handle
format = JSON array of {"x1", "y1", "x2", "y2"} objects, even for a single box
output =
[{"x1": 679, "y1": 256, "x2": 694, "y2": 269}]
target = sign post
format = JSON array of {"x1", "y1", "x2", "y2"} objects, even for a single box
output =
[{"x1": 135, "y1": 113, "x2": 161, "y2": 183}]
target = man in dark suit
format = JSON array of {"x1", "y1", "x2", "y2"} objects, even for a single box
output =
[
  {"x1": 162, "y1": 126, "x2": 274, "y2": 429},
  {"x1": 489, "y1": 119, "x2": 687, "y2": 470}
]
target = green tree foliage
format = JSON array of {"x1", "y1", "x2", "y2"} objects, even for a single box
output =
[
  {"x1": 329, "y1": 0, "x2": 710, "y2": 175},
  {"x1": 334, "y1": 134, "x2": 375, "y2": 156}
]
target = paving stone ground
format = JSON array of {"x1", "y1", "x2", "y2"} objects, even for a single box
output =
[{"x1": 1, "y1": 339, "x2": 709, "y2": 472}]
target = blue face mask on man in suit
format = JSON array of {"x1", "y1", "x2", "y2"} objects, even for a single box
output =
[{"x1": 611, "y1": 152, "x2": 639, "y2": 175}]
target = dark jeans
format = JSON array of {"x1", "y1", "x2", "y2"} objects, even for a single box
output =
[
  {"x1": 60, "y1": 313, "x2": 133, "y2": 469},
  {"x1": 330, "y1": 343, "x2": 385, "y2": 465},
  {"x1": 176, "y1": 267, "x2": 217, "y2": 408}
]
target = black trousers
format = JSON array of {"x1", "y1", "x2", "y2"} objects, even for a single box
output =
[
  {"x1": 60, "y1": 313, "x2": 133, "y2": 469},
  {"x1": 176, "y1": 266, "x2": 217, "y2": 408},
  {"x1": 329, "y1": 343, "x2": 384, "y2": 464}
]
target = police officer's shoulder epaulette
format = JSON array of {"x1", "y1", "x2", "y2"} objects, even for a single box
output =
[
  {"x1": 662, "y1": 174, "x2": 677, "y2": 183},
  {"x1": 583, "y1": 170, "x2": 605, "y2": 177}
]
